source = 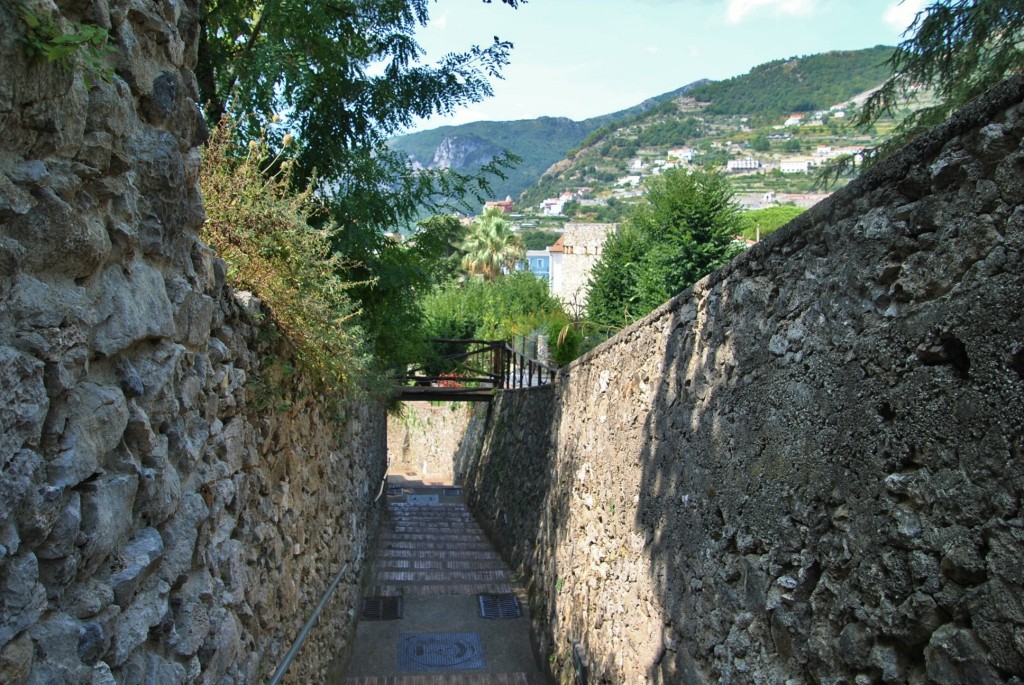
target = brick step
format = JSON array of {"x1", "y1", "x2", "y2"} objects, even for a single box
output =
[
  {"x1": 375, "y1": 549, "x2": 501, "y2": 561},
  {"x1": 374, "y1": 559, "x2": 508, "y2": 571},
  {"x1": 378, "y1": 541, "x2": 494, "y2": 552},
  {"x1": 386, "y1": 525, "x2": 484, "y2": 533},
  {"x1": 389, "y1": 501, "x2": 468, "y2": 507},
  {"x1": 380, "y1": 532, "x2": 487, "y2": 540},
  {"x1": 365, "y1": 582, "x2": 516, "y2": 597},
  {"x1": 384, "y1": 520, "x2": 477, "y2": 528},
  {"x1": 373, "y1": 569, "x2": 511, "y2": 583},
  {"x1": 345, "y1": 672, "x2": 529, "y2": 685}
]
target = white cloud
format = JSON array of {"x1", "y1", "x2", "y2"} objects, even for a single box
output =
[
  {"x1": 429, "y1": 12, "x2": 448, "y2": 29},
  {"x1": 883, "y1": 0, "x2": 927, "y2": 34},
  {"x1": 646, "y1": 46, "x2": 659, "y2": 54},
  {"x1": 725, "y1": 0, "x2": 817, "y2": 24},
  {"x1": 689, "y1": 46, "x2": 701, "y2": 57}
]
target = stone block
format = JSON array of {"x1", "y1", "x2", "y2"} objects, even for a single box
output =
[
  {"x1": 35, "y1": 492, "x2": 81, "y2": 560},
  {"x1": 80, "y1": 474, "x2": 139, "y2": 575},
  {"x1": 157, "y1": 493, "x2": 208, "y2": 584},
  {"x1": 109, "y1": 527, "x2": 164, "y2": 608},
  {"x1": 0, "y1": 554, "x2": 47, "y2": 647},
  {"x1": 89, "y1": 263, "x2": 175, "y2": 357},
  {"x1": 0, "y1": 449, "x2": 43, "y2": 527},
  {"x1": 0, "y1": 631, "x2": 33, "y2": 685},
  {"x1": 0, "y1": 346, "x2": 47, "y2": 471},
  {"x1": 27, "y1": 610, "x2": 91, "y2": 683},
  {"x1": 48, "y1": 382, "x2": 129, "y2": 489},
  {"x1": 62, "y1": 578, "x2": 115, "y2": 620},
  {"x1": 925, "y1": 624, "x2": 1002, "y2": 685},
  {"x1": 108, "y1": 579, "x2": 170, "y2": 667},
  {"x1": 4, "y1": 186, "x2": 110, "y2": 279}
]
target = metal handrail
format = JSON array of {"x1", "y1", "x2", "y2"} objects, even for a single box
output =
[{"x1": 266, "y1": 562, "x2": 350, "y2": 685}]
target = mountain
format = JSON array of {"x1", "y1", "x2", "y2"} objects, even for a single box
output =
[
  {"x1": 518, "y1": 46, "x2": 898, "y2": 212},
  {"x1": 390, "y1": 46, "x2": 896, "y2": 210},
  {"x1": 688, "y1": 46, "x2": 895, "y2": 120},
  {"x1": 388, "y1": 81, "x2": 709, "y2": 204}
]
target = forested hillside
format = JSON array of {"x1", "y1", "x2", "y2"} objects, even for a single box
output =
[
  {"x1": 388, "y1": 82, "x2": 708, "y2": 203},
  {"x1": 690, "y1": 46, "x2": 894, "y2": 120},
  {"x1": 519, "y1": 46, "x2": 900, "y2": 212},
  {"x1": 390, "y1": 117, "x2": 594, "y2": 201}
]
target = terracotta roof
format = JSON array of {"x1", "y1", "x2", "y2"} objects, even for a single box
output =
[{"x1": 548, "y1": 234, "x2": 565, "y2": 253}]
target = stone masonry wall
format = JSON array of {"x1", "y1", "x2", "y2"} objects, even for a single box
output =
[
  {"x1": 1, "y1": 2, "x2": 385, "y2": 684},
  {"x1": 387, "y1": 403, "x2": 476, "y2": 483},
  {"x1": 460, "y1": 76, "x2": 1024, "y2": 684}
]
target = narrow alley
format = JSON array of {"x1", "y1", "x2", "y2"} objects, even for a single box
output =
[{"x1": 341, "y1": 478, "x2": 547, "y2": 684}]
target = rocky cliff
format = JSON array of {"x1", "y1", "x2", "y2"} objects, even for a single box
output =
[
  {"x1": 459, "y1": 75, "x2": 1024, "y2": 684},
  {"x1": 0, "y1": 2, "x2": 385, "y2": 683}
]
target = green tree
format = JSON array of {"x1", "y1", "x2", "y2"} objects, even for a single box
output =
[
  {"x1": 858, "y1": 0, "x2": 1024, "y2": 166},
  {"x1": 783, "y1": 138, "x2": 803, "y2": 153},
  {"x1": 197, "y1": 0, "x2": 521, "y2": 230},
  {"x1": 751, "y1": 134, "x2": 771, "y2": 152},
  {"x1": 460, "y1": 207, "x2": 525, "y2": 280},
  {"x1": 738, "y1": 205, "x2": 806, "y2": 241},
  {"x1": 588, "y1": 168, "x2": 744, "y2": 327},
  {"x1": 410, "y1": 215, "x2": 468, "y2": 284}
]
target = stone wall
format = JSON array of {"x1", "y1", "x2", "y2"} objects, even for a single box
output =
[
  {"x1": 1, "y1": 2, "x2": 385, "y2": 683},
  {"x1": 387, "y1": 403, "x2": 476, "y2": 483},
  {"x1": 460, "y1": 76, "x2": 1024, "y2": 684}
]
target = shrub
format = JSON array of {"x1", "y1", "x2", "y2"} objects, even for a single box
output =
[{"x1": 200, "y1": 122, "x2": 373, "y2": 403}]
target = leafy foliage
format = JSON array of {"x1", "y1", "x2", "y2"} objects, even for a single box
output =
[
  {"x1": 197, "y1": 0, "x2": 521, "y2": 232},
  {"x1": 519, "y1": 229, "x2": 561, "y2": 250},
  {"x1": 690, "y1": 47, "x2": 895, "y2": 121},
  {"x1": 857, "y1": 0, "x2": 1024, "y2": 166},
  {"x1": 588, "y1": 168, "x2": 745, "y2": 328},
  {"x1": 460, "y1": 207, "x2": 525, "y2": 280},
  {"x1": 737, "y1": 205, "x2": 806, "y2": 241},
  {"x1": 12, "y1": 0, "x2": 114, "y2": 83},
  {"x1": 200, "y1": 124, "x2": 372, "y2": 402},
  {"x1": 420, "y1": 271, "x2": 582, "y2": 364}
]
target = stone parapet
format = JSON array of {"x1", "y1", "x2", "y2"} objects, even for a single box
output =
[{"x1": 462, "y1": 76, "x2": 1024, "y2": 684}]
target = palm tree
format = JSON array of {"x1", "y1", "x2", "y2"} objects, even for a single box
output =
[{"x1": 460, "y1": 207, "x2": 525, "y2": 280}]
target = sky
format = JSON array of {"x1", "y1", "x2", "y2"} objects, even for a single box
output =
[{"x1": 406, "y1": 0, "x2": 928, "y2": 132}]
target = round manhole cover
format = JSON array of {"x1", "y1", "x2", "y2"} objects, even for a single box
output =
[{"x1": 398, "y1": 632, "x2": 485, "y2": 670}]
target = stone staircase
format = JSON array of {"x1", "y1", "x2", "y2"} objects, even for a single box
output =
[{"x1": 340, "y1": 483, "x2": 546, "y2": 684}]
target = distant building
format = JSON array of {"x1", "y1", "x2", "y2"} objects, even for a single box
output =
[
  {"x1": 541, "y1": 197, "x2": 565, "y2": 215},
  {"x1": 548, "y1": 223, "x2": 617, "y2": 311},
  {"x1": 522, "y1": 250, "x2": 551, "y2": 281},
  {"x1": 727, "y1": 158, "x2": 761, "y2": 172},
  {"x1": 484, "y1": 196, "x2": 514, "y2": 213},
  {"x1": 667, "y1": 147, "x2": 697, "y2": 162},
  {"x1": 780, "y1": 159, "x2": 812, "y2": 174},
  {"x1": 784, "y1": 114, "x2": 804, "y2": 127}
]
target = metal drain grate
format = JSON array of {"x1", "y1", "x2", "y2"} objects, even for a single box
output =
[
  {"x1": 406, "y1": 494, "x2": 439, "y2": 505},
  {"x1": 442, "y1": 487, "x2": 462, "y2": 496},
  {"x1": 478, "y1": 593, "x2": 521, "y2": 619},
  {"x1": 361, "y1": 596, "x2": 403, "y2": 621},
  {"x1": 397, "y1": 632, "x2": 485, "y2": 670}
]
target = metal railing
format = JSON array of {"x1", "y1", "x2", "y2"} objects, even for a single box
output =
[
  {"x1": 397, "y1": 339, "x2": 556, "y2": 401},
  {"x1": 265, "y1": 562, "x2": 349, "y2": 685}
]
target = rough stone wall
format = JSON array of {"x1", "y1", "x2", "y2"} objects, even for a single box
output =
[
  {"x1": 0, "y1": 3, "x2": 385, "y2": 684},
  {"x1": 551, "y1": 222, "x2": 615, "y2": 310},
  {"x1": 387, "y1": 403, "x2": 475, "y2": 482},
  {"x1": 460, "y1": 76, "x2": 1024, "y2": 684}
]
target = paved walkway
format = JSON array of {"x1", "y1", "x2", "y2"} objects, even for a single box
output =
[{"x1": 340, "y1": 479, "x2": 547, "y2": 684}]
